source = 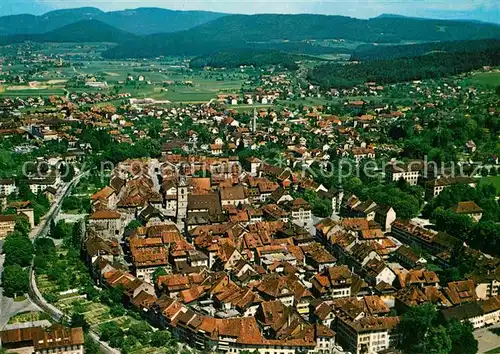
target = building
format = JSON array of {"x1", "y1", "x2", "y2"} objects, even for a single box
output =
[
  {"x1": 220, "y1": 185, "x2": 248, "y2": 207},
  {"x1": 441, "y1": 296, "x2": 500, "y2": 329},
  {"x1": 449, "y1": 201, "x2": 483, "y2": 222},
  {"x1": 391, "y1": 219, "x2": 460, "y2": 256},
  {"x1": 284, "y1": 198, "x2": 312, "y2": 227},
  {"x1": 336, "y1": 315, "x2": 400, "y2": 354},
  {"x1": 386, "y1": 161, "x2": 424, "y2": 186},
  {"x1": 0, "y1": 324, "x2": 84, "y2": 354},
  {"x1": 88, "y1": 210, "x2": 123, "y2": 238},
  {"x1": 0, "y1": 179, "x2": 16, "y2": 196},
  {"x1": 425, "y1": 177, "x2": 477, "y2": 199},
  {"x1": 311, "y1": 266, "x2": 361, "y2": 299},
  {"x1": 374, "y1": 206, "x2": 396, "y2": 232},
  {"x1": 28, "y1": 176, "x2": 59, "y2": 195},
  {"x1": 0, "y1": 215, "x2": 17, "y2": 239}
]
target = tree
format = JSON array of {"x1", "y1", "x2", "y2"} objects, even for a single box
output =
[
  {"x1": 128, "y1": 321, "x2": 151, "y2": 344},
  {"x1": 152, "y1": 267, "x2": 168, "y2": 286},
  {"x1": 2, "y1": 265, "x2": 29, "y2": 298},
  {"x1": 15, "y1": 217, "x2": 31, "y2": 236},
  {"x1": 60, "y1": 163, "x2": 75, "y2": 183},
  {"x1": 69, "y1": 221, "x2": 84, "y2": 249},
  {"x1": 71, "y1": 313, "x2": 90, "y2": 332},
  {"x1": 125, "y1": 220, "x2": 142, "y2": 232},
  {"x1": 3, "y1": 231, "x2": 35, "y2": 267},
  {"x1": 446, "y1": 319, "x2": 478, "y2": 354},
  {"x1": 99, "y1": 322, "x2": 124, "y2": 343},
  {"x1": 83, "y1": 334, "x2": 101, "y2": 354},
  {"x1": 51, "y1": 220, "x2": 73, "y2": 240},
  {"x1": 100, "y1": 285, "x2": 125, "y2": 305},
  {"x1": 397, "y1": 303, "x2": 437, "y2": 353},
  {"x1": 424, "y1": 325, "x2": 452, "y2": 354},
  {"x1": 150, "y1": 330, "x2": 172, "y2": 347}
]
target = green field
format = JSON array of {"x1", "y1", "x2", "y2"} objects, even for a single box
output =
[
  {"x1": 1, "y1": 53, "x2": 249, "y2": 102},
  {"x1": 479, "y1": 176, "x2": 500, "y2": 195},
  {"x1": 468, "y1": 71, "x2": 500, "y2": 88}
]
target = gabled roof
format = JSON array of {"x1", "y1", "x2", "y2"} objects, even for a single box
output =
[{"x1": 449, "y1": 201, "x2": 483, "y2": 215}]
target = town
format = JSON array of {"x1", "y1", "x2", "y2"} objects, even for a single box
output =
[{"x1": 0, "y1": 6, "x2": 500, "y2": 354}]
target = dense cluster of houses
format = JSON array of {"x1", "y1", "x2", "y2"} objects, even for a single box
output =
[
  {"x1": 80, "y1": 152, "x2": 500, "y2": 354},
  {"x1": 1, "y1": 64, "x2": 499, "y2": 354}
]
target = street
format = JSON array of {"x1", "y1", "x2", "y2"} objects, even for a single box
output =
[{"x1": 0, "y1": 172, "x2": 86, "y2": 330}]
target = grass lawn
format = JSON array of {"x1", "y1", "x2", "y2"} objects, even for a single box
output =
[
  {"x1": 14, "y1": 295, "x2": 27, "y2": 302},
  {"x1": 469, "y1": 71, "x2": 500, "y2": 88},
  {"x1": 8, "y1": 311, "x2": 52, "y2": 324},
  {"x1": 485, "y1": 347, "x2": 500, "y2": 354},
  {"x1": 479, "y1": 176, "x2": 500, "y2": 195}
]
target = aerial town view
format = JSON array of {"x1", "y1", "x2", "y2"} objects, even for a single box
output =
[{"x1": 0, "y1": 1, "x2": 499, "y2": 353}]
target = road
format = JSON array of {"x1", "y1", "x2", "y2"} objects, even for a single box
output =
[
  {"x1": 20, "y1": 172, "x2": 119, "y2": 353},
  {"x1": 0, "y1": 172, "x2": 86, "y2": 329},
  {"x1": 475, "y1": 323, "x2": 500, "y2": 353}
]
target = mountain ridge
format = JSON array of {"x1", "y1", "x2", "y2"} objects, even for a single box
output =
[
  {"x1": 103, "y1": 13, "x2": 500, "y2": 58},
  {"x1": 0, "y1": 7, "x2": 227, "y2": 36},
  {"x1": 0, "y1": 19, "x2": 136, "y2": 45}
]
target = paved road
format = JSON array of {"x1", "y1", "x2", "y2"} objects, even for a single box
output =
[
  {"x1": 0, "y1": 172, "x2": 86, "y2": 329},
  {"x1": 475, "y1": 323, "x2": 500, "y2": 353}
]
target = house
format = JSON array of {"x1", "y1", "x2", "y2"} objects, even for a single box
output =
[
  {"x1": 374, "y1": 206, "x2": 396, "y2": 232},
  {"x1": 364, "y1": 259, "x2": 396, "y2": 286},
  {"x1": 28, "y1": 176, "x2": 59, "y2": 195},
  {"x1": 441, "y1": 296, "x2": 500, "y2": 329},
  {"x1": 0, "y1": 215, "x2": 17, "y2": 240},
  {"x1": 302, "y1": 242, "x2": 337, "y2": 272},
  {"x1": 397, "y1": 269, "x2": 439, "y2": 289},
  {"x1": 91, "y1": 186, "x2": 118, "y2": 210},
  {"x1": 425, "y1": 177, "x2": 477, "y2": 199},
  {"x1": 336, "y1": 314, "x2": 400, "y2": 354},
  {"x1": 283, "y1": 198, "x2": 312, "y2": 227},
  {"x1": 0, "y1": 179, "x2": 16, "y2": 196},
  {"x1": 470, "y1": 272, "x2": 500, "y2": 300},
  {"x1": 445, "y1": 280, "x2": 478, "y2": 306},
  {"x1": 465, "y1": 140, "x2": 477, "y2": 153},
  {"x1": 220, "y1": 185, "x2": 248, "y2": 206},
  {"x1": 391, "y1": 219, "x2": 461, "y2": 256},
  {"x1": 449, "y1": 201, "x2": 483, "y2": 222},
  {"x1": 311, "y1": 265, "x2": 362, "y2": 299},
  {"x1": 0, "y1": 324, "x2": 84, "y2": 354},
  {"x1": 394, "y1": 245, "x2": 426, "y2": 269},
  {"x1": 88, "y1": 210, "x2": 123, "y2": 238},
  {"x1": 386, "y1": 160, "x2": 424, "y2": 186},
  {"x1": 395, "y1": 285, "x2": 451, "y2": 311}
]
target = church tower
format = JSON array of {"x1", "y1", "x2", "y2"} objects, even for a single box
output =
[{"x1": 176, "y1": 176, "x2": 188, "y2": 224}]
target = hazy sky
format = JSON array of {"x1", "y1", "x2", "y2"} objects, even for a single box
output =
[{"x1": 2, "y1": 0, "x2": 499, "y2": 23}]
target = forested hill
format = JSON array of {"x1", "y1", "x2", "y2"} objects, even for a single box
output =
[
  {"x1": 308, "y1": 48, "x2": 500, "y2": 89},
  {"x1": 190, "y1": 50, "x2": 316, "y2": 70},
  {"x1": 352, "y1": 39, "x2": 500, "y2": 61},
  {"x1": 0, "y1": 20, "x2": 136, "y2": 45},
  {"x1": 102, "y1": 14, "x2": 500, "y2": 59},
  {"x1": 0, "y1": 7, "x2": 226, "y2": 36}
]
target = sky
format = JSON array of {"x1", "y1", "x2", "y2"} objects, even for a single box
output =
[{"x1": 1, "y1": 0, "x2": 499, "y2": 24}]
